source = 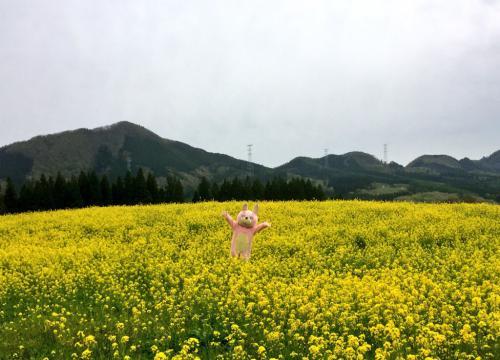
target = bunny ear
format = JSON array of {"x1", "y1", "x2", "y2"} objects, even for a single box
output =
[
  {"x1": 253, "y1": 203, "x2": 259, "y2": 215},
  {"x1": 242, "y1": 203, "x2": 248, "y2": 211}
]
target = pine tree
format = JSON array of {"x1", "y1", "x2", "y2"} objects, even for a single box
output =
[
  {"x1": 48, "y1": 176, "x2": 56, "y2": 208},
  {"x1": 265, "y1": 178, "x2": 284, "y2": 200},
  {"x1": 4, "y1": 178, "x2": 18, "y2": 213},
  {"x1": 78, "y1": 171, "x2": 90, "y2": 206},
  {"x1": 210, "y1": 182, "x2": 220, "y2": 201},
  {"x1": 172, "y1": 177, "x2": 184, "y2": 203},
  {"x1": 53, "y1": 172, "x2": 66, "y2": 209},
  {"x1": 65, "y1": 176, "x2": 83, "y2": 208},
  {"x1": 218, "y1": 179, "x2": 231, "y2": 201},
  {"x1": 165, "y1": 176, "x2": 184, "y2": 203},
  {"x1": 87, "y1": 171, "x2": 102, "y2": 206},
  {"x1": 315, "y1": 184, "x2": 326, "y2": 200},
  {"x1": 197, "y1": 177, "x2": 211, "y2": 201},
  {"x1": 0, "y1": 182, "x2": 4, "y2": 213},
  {"x1": 146, "y1": 173, "x2": 159, "y2": 203},
  {"x1": 192, "y1": 190, "x2": 200, "y2": 203},
  {"x1": 134, "y1": 168, "x2": 151, "y2": 204},
  {"x1": 36, "y1": 174, "x2": 54, "y2": 210},
  {"x1": 164, "y1": 176, "x2": 173, "y2": 203},
  {"x1": 252, "y1": 178, "x2": 264, "y2": 200},
  {"x1": 100, "y1": 175, "x2": 112, "y2": 205},
  {"x1": 112, "y1": 176, "x2": 125, "y2": 205},
  {"x1": 288, "y1": 178, "x2": 305, "y2": 200},
  {"x1": 278, "y1": 177, "x2": 288, "y2": 200},
  {"x1": 123, "y1": 171, "x2": 134, "y2": 204},
  {"x1": 157, "y1": 186, "x2": 166, "y2": 203},
  {"x1": 243, "y1": 176, "x2": 253, "y2": 200},
  {"x1": 18, "y1": 182, "x2": 35, "y2": 212},
  {"x1": 230, "y1": 177, "x2": 243, "y2": 200}
]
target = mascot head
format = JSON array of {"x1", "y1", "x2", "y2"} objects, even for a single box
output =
[{"x1": 237, "y1": 203, "x2": 259, "y2": 228}]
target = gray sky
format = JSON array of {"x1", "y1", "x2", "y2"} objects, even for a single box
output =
[{"x1": 1, "y1": 0, "x2": 499, "y2": 167}]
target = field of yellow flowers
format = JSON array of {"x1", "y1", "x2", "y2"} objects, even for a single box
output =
[{"x1": 0, "y1": 201, "x2": 499, "y2": 359}]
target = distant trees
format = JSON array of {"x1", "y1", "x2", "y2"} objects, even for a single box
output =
[
  {"x1": 192, "y1": 176, "x2": 326, "y2": 202},
  {"x1": 4, "y1": 178, "x2": 18, "y2": 212},
  {"x1": 0, "y1": 171, "x2": 328, "y2": 215},
  {"x1": 192, "y1": 177, "x2": 212, "y2": 202},
  {"x1": 163, "y1": 175, "x2": 184, "y2": 203},
  {"x1": 1, "y1": 170, "x2": 184, "y2": 214}
]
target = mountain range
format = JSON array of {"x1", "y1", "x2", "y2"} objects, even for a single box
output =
[{"x1": 1, "y1": 121, "x2": 499, "y2": 202}]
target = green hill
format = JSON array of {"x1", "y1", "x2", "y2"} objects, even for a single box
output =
[
  {"x1": 278, "y1": 151, "x2": 500, "y2": 202},
  {"x1": 0, "y1": 122, "x2": 272, "y2": 191},
  {"x1": 478, "y1": 150, "x2": 500, "y2": 172},
  {"x1": 0, "y1": 122, "x2": 498, "y2": 202}
]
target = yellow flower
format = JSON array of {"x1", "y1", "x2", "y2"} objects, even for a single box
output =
[
  {"x1": 84, "y1": 335, "x2": 96, "y2": 346},
  {"x1": 460, "y1": 324, "x2": 476, "y2": 343},
  {"x1": 266, "y1": 331, "x2": 281, "y2": 342},
  {"x1": 81, "y1": 349, "x2": 92, "y2": 359},
  {"x1": 0, "y1": 201, "x2": 498, "y2": 358},
  {"x1": 154, "y1": 352, "x2": 167, "y2": 360},
  {"x1": 309, "y1": 345, "x2": 320, "y2": 354}
]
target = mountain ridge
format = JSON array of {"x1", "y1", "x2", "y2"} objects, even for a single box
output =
[{"x1": 1, "y1": 122, "x2": 499, "y2": 202}]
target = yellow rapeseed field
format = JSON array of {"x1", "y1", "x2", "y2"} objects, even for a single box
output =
[{"x1": 0, "y1": 201, "x2": 499, "y2": 359}]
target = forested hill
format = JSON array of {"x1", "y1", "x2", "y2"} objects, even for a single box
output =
[
  {"x1": 0, "y1": 122, "x2": 499, "y2": 202},
  {"x1": 278, "y1": 151, "x2": 500, "y2": 202},
  {"x1": 0, "y1": 121, "x2": 272, "y2": 189}
]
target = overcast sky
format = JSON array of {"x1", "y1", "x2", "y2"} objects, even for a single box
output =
[{"x1": 0, "y1": 0, "x2": 499, "y2": 167}]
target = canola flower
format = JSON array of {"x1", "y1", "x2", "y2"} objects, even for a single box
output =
[{"x1": 0, "y1": 200, "x2": 498, "y2": 359}]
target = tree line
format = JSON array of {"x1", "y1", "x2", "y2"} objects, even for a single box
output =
[
  {"x1": 0, "y1": 169, "x2": 184, "y2": 214},
  {"x1": 192, "y1": 176, "x2": 326, "y2": 202},
  {"x1": 0, "y1": 172, "x2": 326, "y2": 215}
]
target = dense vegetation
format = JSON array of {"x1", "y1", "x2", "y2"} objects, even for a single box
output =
[
  {"x1": 192, "y1": 176, "x2": 325, "y2": 203},
  {"x1": 0, "y1": 172, "x2": 325, "y2": 214},
  {"x1": 279, "y1": 153, "x2": 500, "y2": 203},
  {"x1": 0, "y1": 169, "x2": 184, "y2": 214},
  {"x1": 0, "y1": 201, "x2": 498, "y2": 359}
]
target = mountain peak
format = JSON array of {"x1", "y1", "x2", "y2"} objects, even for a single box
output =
[
  {"x1": 407, "y1": 154, "x2": 461, "y2": 169},
  {"x1": 478, "y1": 150, "x2": 500, "y2": 171},
  {"x1": 486, "y1": 150, "x2": 500, "y2": 161},
  {"x1": 94, "y1": 121, "x2": 161, "y2": 138},
  {"x1": 106, "y1": 120, "x2": 142, "y2": 130},
  {"x1": 341, "y1": 151, "x2": 382, "y2": 165}
]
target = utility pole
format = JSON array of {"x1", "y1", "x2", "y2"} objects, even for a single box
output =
[
  {"x1": 383, "y1": 143, "x2": 388, "y2": 164},
  {"x1": 247, "y1": 144, "x2": 253, "y2": 177},
  {"x1": 324, "y1": 148, "x2": 328, "y2": 168}
]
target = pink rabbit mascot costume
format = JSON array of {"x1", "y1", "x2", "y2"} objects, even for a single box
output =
[{"x1": 222, "y1": 203, "x2": 271, "y2": 260}]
